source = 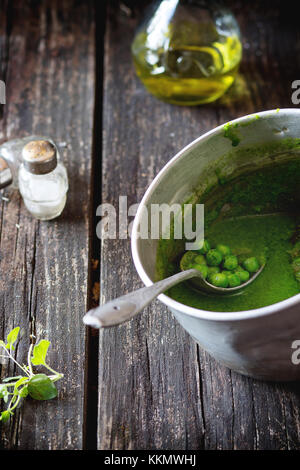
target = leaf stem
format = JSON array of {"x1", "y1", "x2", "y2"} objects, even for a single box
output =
[
  {"x1": 0, "y1": 344, "x2": 30, "y2": 377},
  {"x1": 27, "y1": 343, "x2": 34, "y2": 377},
  {"x1": 50, "y1": 373, "x2": 64, "y2": 383},
  {"x1": 0, "y1": 379, "x2": 29, "y2": 388},
  {"x1": 7, "y1": 393, "x2": 22, "y2": 413},
  {"x1": 43, "y1": 363, "x2": 61, "y2": 376}
]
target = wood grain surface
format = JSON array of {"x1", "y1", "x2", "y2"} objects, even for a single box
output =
[
  {"x1": 0, "y1": 0, "x2": 95, "y2": 450},
  {"x1": 98, "y1": 0, "x2": 300, "y2": 450}
]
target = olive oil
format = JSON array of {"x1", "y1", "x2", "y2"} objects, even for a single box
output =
[{"x1": 132, "y1": 0, "x2": 242, "y2": 105}]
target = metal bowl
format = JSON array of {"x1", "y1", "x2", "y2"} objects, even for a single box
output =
[{"x1": 131, "y1": 109, "x2": 300, "y2": 381}]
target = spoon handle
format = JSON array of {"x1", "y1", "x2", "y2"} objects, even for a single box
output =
[{"x1": 83, "y1": 269, "x2": 197, "y2": 328}]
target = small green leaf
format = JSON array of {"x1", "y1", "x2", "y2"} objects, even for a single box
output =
[
  {"x1": 0, "y1": 410, "x2": 12, "y2": 423},
  {"x1": 14, "y1": 377, "x2": 29, "y2": 388},
  {"x1": 0, "y1": 385, "x2": 9, "y2": 403},
  {"x1": 28, "y1": 374, "x2": 57, "y2": 401},
  {"x1": 0, "y1": 340, "x2": 6, "y2": 348},
  {"x1": 31, "y1": 339, "x2": 50, "y2": 366},
  {"x1": 13, "y1": 377, "x2": 29, "y2": 395},
  {"x1": 2, "y1": 376, "x2": 23, "y2": 383},
  {"x1": 6, "y1": 327, "x2": 20, "y2": 350},
  {"x1": 19, "y1": 386, "x2": 28, "y2": 398}
]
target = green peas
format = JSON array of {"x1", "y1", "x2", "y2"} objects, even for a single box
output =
[
  {"x1": 208, "y1": 272, "x2": 229, "y2": 288},
  {"x1": 207, "y1": 267, "x2": 220, "y2": 283},
  {"x1": 216, "y1": 244, "x2": 231, "y2": 257},
  {"x1": 191, "y1": 264, "x2": 208, "y2": 279},
  {"x1": 243, "y1": 257, "x2": 260, "y2": 273},
  {"x1": 234, "y1": 267, "x2": 250, "y2": 282},
  {"x1": 180, "y1": 251, "x2": 197, "y2": 271},
  {"x1": 227, "y1": 273, "x2": 241, "y2": 287},
  {"x1": 223, "y1": 255, "x2": 238, "y2": 271},
  {"x1": 197, "y1": 240, "x2": 211, "y2": 254},
  {"x1": 180, "y1": 243, "x2": 261, "y2": 289},
  {"x1": 206, "y1": 249, "x2": 223, "y2": 266},
  {"x1": 194, "y1": 254, "x2": 207, "y2": 265},
  {"x1": 222, "y1": 270, "x2": 232, "y2": 276},
  {"x1": 235, "y1": 265, "x2": 244, "y2": 272},
  {"x1": 207, "y1": 266, "x2": 220, "y2": 276},
  {"x1": 207, "y1": 267, "x2": 220, "y2": 284}
]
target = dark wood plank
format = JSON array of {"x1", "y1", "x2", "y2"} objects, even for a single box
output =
[
  {"x1": 0, "y1": 0, "x2": 95, "y2": 449},
  {"x1": 99, "y1": 0, "x2": 300, "y2": 450}
]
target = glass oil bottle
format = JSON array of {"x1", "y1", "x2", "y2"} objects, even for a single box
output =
[{"x1": 131, "y1": 0, "x2": 242, "y2": 105}]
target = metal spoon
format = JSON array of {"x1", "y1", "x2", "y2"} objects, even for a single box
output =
[{"x1": 83, "y1": 264, "x2": 264, "y2": 329}]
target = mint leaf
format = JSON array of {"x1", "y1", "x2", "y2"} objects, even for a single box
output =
[
  {"x1": 0, "y1": 385, "x2": 9, "y2": 403},
  {"x1": 31, "y1": 340, "x2": 50, "y2": 366},
  {"x1": 0, "y1": 329, "x2": 62, "y2": 416},
  {"x1": 28, "y1": 374, "x2": 57, "y2": 401},
  {"x1": 0, "y1": 410, "x2": 12, "y2": 422},
  {"x1": 19, "y1": 386, "x2": 28, "y2": 398},
  {"x1": 13, "y1": 377, "x2": 29, "y2": 394},
  {"x1": 6, "y1": 327, "x2": 20, "y2": 350},
  {"x1": 2, "y1": 376, "x2": 23, "y2": 383}
]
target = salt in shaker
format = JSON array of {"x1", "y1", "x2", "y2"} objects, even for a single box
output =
[{"x1": 18, "y1": 140, "x2": 68, "y2": 220}]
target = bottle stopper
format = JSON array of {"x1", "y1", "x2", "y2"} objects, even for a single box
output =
[{"x1": 22, "y1": 140, "x2": 57, "y2": 175}]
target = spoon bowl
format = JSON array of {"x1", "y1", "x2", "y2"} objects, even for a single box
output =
[
  {"x1": 83, "y1": 263, "x2": 265, "y2": 328},
  {"x1": 187, "y1": 263, "x2": 265, "y2": 295}
]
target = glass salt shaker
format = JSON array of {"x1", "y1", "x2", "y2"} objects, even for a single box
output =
[
  {"x1": 18, "y1": 140, "x2": 68, "y2": 220},
  {"x1": 0, "y1": 135, "x2": 59, "y2": 190}
]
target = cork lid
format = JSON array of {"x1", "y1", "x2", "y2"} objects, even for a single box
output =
[
  {"x1": 0, "y1": 156, "x2": 13, "y2": 189},
  {"x1": 22, "y1": 140, "x2": 57, "y2": 175}
]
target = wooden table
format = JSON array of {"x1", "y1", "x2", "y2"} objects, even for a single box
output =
[{"x1": 1, "y1": 0, "x2": 300, "y2": 450}]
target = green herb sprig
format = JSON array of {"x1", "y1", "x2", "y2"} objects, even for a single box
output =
[{"x1": 0, "y1": 327, "x2": 63, "y2": 423}]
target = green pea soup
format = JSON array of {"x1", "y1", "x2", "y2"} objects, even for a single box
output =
[{"x1": 156, "y1": 139, "x2": 300, "y2": 312}]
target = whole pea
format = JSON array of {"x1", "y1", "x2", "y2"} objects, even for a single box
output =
[
  {"x1": 216, "y1": 244, "x2": 231, "y2": 257},
  {"x1": 227, "y1": 273, "x2": 241, "y2": 287},
  {"x1": 194, "y1": 254, "x2": 207, "y2": 265},
  {"x1": 235, "y1": 265, "x2": 244, "y2": 272},
  {"x1": 222, "y1": 270, "x2": 232, "y2": 276},
  {"x1": 180, "y1": 251, "x2": 197, "y2": 271},
  {"x1": 207, "y1": 267, "x2": 220, "y2": 284},
  {"x1": 243, "y1": 257, "x2": 260, "y2": 273},
  {"x1": 208, "y1": 272, "x2": 229, "y2": 287},
  {"x1": 207, "y1": 266, "x2": 220, "y2": 276},
  {"x1": 223, "y1": 255, "x2": 238, "y2": 271},
  {"x1": 206, "y1": 249, "x2": 223, "y2": 266},
  {"x1": 191, "y1": 263, "x2": 208, "y2": 279},
  {"x1": 198, "y1": 240, "x2": 211, "y2": 254},
  {"x1": 234, "y1": 268, "x2": 250, "y2": 282}
]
